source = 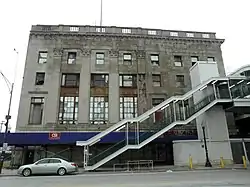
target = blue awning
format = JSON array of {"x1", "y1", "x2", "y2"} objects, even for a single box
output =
[{"x1": 0, "y1": 132, "x2": 197, "y2": 146}]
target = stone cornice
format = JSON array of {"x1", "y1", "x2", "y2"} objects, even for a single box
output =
[{"x1": 30, "y1": 32, "x2": 224, "y2": 44}]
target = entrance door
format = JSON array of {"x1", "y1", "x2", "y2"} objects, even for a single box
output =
[
  {"x1": 231, "y1": 142, "x2": 244, "y2": 164},
  {"x1": 24, "y1": 150, "x2": 35, "y2": 165}
]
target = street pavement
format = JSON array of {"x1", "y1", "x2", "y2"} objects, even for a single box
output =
[{"x1": 1, "y1": 170, "x2": 250, "y2": 187}]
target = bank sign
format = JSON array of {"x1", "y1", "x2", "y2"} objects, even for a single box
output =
[{"x1": 49, "y1": 132, "x2": 61, "y2": 140}]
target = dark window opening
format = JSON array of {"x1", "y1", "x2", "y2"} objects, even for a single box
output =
[
  {"x1": 35, "y1": 72, "x2": 45, "y2": 85},
  {"x1": 119, "y1": 75, "x2": 137, "y2": 87},
  {"x1": 151, "y1": 54, "x2": 159, "y2": 66}
]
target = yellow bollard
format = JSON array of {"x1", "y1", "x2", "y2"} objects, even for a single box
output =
[
  {"x1": 220, "y1": 157, "x2": 225, "y2": 168},
  {"x1": 242, "y1": 156, "x2": 247, "y2": 169},
  {"x1": 189, "y1": 155, "x2": 193, "y2": 170}
]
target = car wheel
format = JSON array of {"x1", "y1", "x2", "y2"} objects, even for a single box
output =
[
  {"x1": 22, "y1": 168, "x2": 31, "y2": 177},
  {"x1": 57, "y1": 167, "x2": 66, "y2": 176}
]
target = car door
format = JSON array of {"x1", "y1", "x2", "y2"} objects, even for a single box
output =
[
  {"x1": 32, "y1": 159, "x2": 50, "y2": 174},
  {"x1": 47, "y1": 159, "x2": 62, "y2": 174}
]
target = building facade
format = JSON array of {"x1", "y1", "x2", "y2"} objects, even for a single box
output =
[{"x1": 14, "y1": 25, "x2": 229, "y2": 167}]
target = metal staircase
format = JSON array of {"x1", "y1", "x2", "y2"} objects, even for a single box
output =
[{"x1": 77, "y1": 76, "x2": 250, "y2": 170}]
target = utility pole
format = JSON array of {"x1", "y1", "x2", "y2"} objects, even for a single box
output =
[{"x1": 0, "y1": 49, "x2": 18, "y2": 174}]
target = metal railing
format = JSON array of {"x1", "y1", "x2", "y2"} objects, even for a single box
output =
[{"x1": 113, "y1": 160, "x2": 153, "y2": 172}]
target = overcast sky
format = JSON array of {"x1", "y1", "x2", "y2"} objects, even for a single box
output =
[{"x1": 0, "y1": 0, "x2": 249, "y2": 132}]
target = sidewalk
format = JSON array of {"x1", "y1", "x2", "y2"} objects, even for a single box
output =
[{"x1": 0, "y1": 165, "x2": 248, "y2": 177}]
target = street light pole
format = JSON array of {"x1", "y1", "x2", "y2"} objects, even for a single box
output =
[
  {"x1": 202, "y1": 126, "x2": 212, "y2": 167},
  {"x1": 0, "y1": 79, "x2": 14, "y2": 174}
]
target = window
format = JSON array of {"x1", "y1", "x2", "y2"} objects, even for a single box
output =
[
  {"x1": 123, "y1": 53, "x2": 132, "y2": 65},
  {"x1": 151, "y1": 54, "x2": 159, "y2": 66},
  {"x1": 122, "y1": 28, "x2": 131, "y2": 34},
  {"x1": 58, "y1": 96, "x2": 78, "y2": 124},
  {"x1": 120, "y1": 97, "x2": 137, "y2": 119},
  {"x1": 90, "y1": 96, "x2": 108, "y2": 124},
  {"x1": 119, "y1": 75, "x2": 137, "y2": 87},
  {"x1": 207, "y1": 57, "x2": 215, "y2": 62},
  {"x1": 36, "y1": 159, "x2": 49, "y2": 165},
  {"x1": 191, "y1": 56, "x2": 199, "y2": 66},
  {"x1": 170, "y1": 32, "x2": 178, "y2": 37},
  {"x1": 49, "y1": 159, "x2": 61, "y2": 163},
  {"x1": 148, "y1": 30, "x2": 156, "y2": 35},
  {"x1": 96, "y1": 53, "x2": 105, "y2": 64},
  {"x1": 29, "y1": 97, "x2": 44, "y2": 124},
  {"x1": 152, "y1": 74, "x2": 161, "y2": 87},
  {"x1": 152, "y1": 98, "x2": 164, "y2": 106},
  {"x1": 70, "y1": 27, "x2": 79, "y2": 32},
  {"x1": 38, "y1": 52, "x2": 47, "y2": 64},
  {"x1": 202, "y1": 34, "x2": 210, "y2": 38},
  {"x1": 176, "y1": 75, "x2": 185, "y2": 87},
  {"x1": 91, "y1": 74, "x2": 109, "y2": 87},
  {"x1": 67, "y1": 52, "x2": 76, "y2": 64},
  {"x1": 96, "y1": 27, "x2": 105, "y2": 32},
  {"x1": 186, "y1": 33, "x2": 194, "y2": 37},
  {"x1": 35, "y1": 72, "x2": 45, "y2": 85},
  {"x1": 174, "y1": 56, "x2": 183, "y2": 67},
  {"x1": 61, "y1": 74, "x2": 80, "y2": 87}
]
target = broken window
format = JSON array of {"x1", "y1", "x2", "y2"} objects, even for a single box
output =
[
  {"x1": 67, "y1": 52, "x2": 76, "y2": 64},
  {"x1": 35, "y1": 72, "x2": 45, "y2": 85},
  {"x1": 151, "y1": 54, "x2": 159, "y2": 66},
  {"x1": 119, "y1": 75, "x2": 137, "y2": 87},
  {"x1": 38, "y1": 52, "x2": 47, "y2": 64},
  {"x1": 123, "y1": 53, "x2": 132, "y2": 65},
  {"x1": 91, "y1": 74, "x2": 109, "y2": 87},
  {"x1": 61, "y1": 74, "x2": 80, "y2": 87},
  {"x1": 29, "y1": 97, "x2": 44, "y2": 124},
  {"x1": 120, "y1": 96, "x2": 137, "y2": 119},
  {"x1": 96, "y1": 53, "x2": 105, "y2": 64},
  {"x1": 176, "y1": 75, "x2": 185, "y2": 87},
  {"x1": 89, "y1": 96, "x2": 109, "y2": 124},
  {"x1": 174, "y1": 56, "x2": 183, "y2": 67},
  {"x1": 58, "y1": 96, "x2": 78, "y2": 124},
  {"x1": 152, "y1": 74, "x2": 161, "y2": 87}
]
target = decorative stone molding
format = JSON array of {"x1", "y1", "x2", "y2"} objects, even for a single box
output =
[
  {"x1": 136, "y1": 50, "x2": 146, "y2": 59},
  {"x1": 80, "y1": 48, "x2": 91, "y2": 57},
  {"x1": 53, "y1": 48, "x2": 63, "y2": 57},
  {"x1": 108, "y1": 49, "x2": 119, "y2": 58}
]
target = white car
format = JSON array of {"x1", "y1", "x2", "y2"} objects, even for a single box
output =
[{"x1": 17, "y1": 158, "x2": 78, "y2": 177}]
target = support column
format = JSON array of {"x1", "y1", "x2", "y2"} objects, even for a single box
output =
[
  {"x1": 108, "y1": 49, "x2": 119, "y2": 124},
  {"x1": 78, "y1": 49, "x2": 91, "y2": 125}
]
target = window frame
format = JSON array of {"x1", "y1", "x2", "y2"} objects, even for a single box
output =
[
  {"x1": 170, "y1": 32, "x2": 178, "y2": 37},
  {"x1": 91, "y1": 74, "x2": 109, "y2": 87},
  {"x1": 148, "y1": 30, "x2": 157, "y2": 35},
  {"x1": 119, "y1": 96, "x2": 138, "y2": 120},
  {"x1": 35, "y1": 72, "x2": 45, "y2": 85},
  {"x1": 186, "y1": 33, "x2": 194, "y2": 37},
  {"x1": 119, "y1": 75, "x2": 137, "y2": 87},
  {"x1": 29, "y1": 97, "x2": 44, "y2": 125},
  {"x1": 152, "y1": 74, "x2": 161, "y2": 87},
  {"x1": 67, "y1": 52, "x2": 77, "y2": 64},
  {"x1": 176, "y1": 75, "x2": 185, "y2": 87},
  {"x1": 122, "y1": 28, "x2": 131, "y2": 34},
  {"x1": 207, "y1": 57, "x2": 215, "y2": 62},
  {"x1": 61, "y1": 74, "x2": 80, "y2": 87},
  {"x1": 96, "y1": 52, "x2": 105, "y2": 64},
  {"x1": 58, "y1": 96, "x2": 79, "y2": 124},
  {"x1": 123, "y1": 53, "x2": 132, "y2": 65},
  {"x1": 89, "y1": 96, "x2": 109, "y2": 124},
  {"x1": 191, "y1": 56, "x2": 199, "y2": 66},
  {"x1": 151, "y1": 54, "x2": 160, "y2": 66},
  {"x1": 38, "y1": 51, "x2": 48, "y2": 64},
  {"x1": 174, "y1": 56, "x2": 183, "y2": 67}
]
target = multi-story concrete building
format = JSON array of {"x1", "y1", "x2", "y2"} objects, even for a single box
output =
[{"x1": 8, "y1": 25, "x2": 250, "y2": 168}]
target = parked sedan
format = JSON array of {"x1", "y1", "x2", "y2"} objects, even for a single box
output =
[{"x1": 17, "y1": 158, "x2": 78, "y2": 177}]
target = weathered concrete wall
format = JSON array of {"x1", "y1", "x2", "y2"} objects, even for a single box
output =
[{"x1": 16, "y1": 27, "x2": 226, "y2": 131}]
